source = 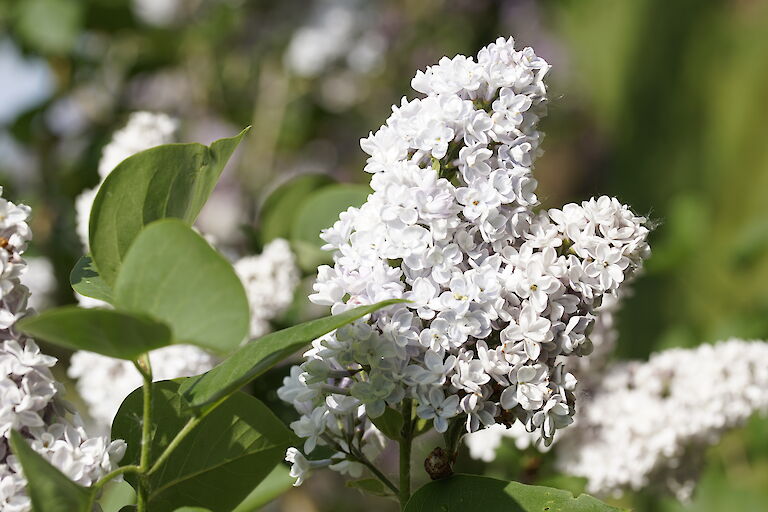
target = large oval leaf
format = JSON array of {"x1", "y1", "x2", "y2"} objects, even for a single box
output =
[
  {"x1": 9, "y1": 430, "x2": 94, "y2": 512},
  {"x1": 290, "y1": 184, "x2": 370, "y2": 271},
  {"x1": 98, "y1": 480, "x2": 136, "y2": 512},
  {"x1": 370, "y1": 406, "x2": 404, "y2": 441},
  {"x1": 259, "y1": 173, "x2": 334, "y2": 244},
  {"x1": 231, "y1": 465, "x2": 294, "y2": 512},
  {"x1": 113, "y1": 219, "x2": 249, "y2": 354},
  {"x1": 17, "y1": 306, "x2": 172, "y2": 360},
  {"x1": 112, "y1": 381, "x2": 293, "y2": 512},
  {"x1": 89, "y1": 128, "x2": 248, "y2": 285},
  {"x1": 180, "y1": 299, "x2": 404, "y2": 408},
  {"x1": 404, "y1": 475, "x2": 626, "y2": 512}
]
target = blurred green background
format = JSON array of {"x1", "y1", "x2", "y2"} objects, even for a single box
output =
[{"x1": 1, "y1": 0, "x2": 767, "y2": 510}]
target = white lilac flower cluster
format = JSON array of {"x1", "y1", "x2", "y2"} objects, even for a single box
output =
[
  {"x1": 234, "y1": 238, "x2": 300, "y2": 339},
  {"x1": 463, "y1": 290, "x2": 623, "y2": 461},
  {"x1": 0, "y1": 189, "x2": 125, "y2": 512},
  {"x1": 278, "y1": 37, "x2": 650, "y2": 485},
  {"x1": 556, "y1": 339, "x2": 768, "y2": 501},
  {"x1": 75, "y1": 111, "x2": 178, "y2": 250}
]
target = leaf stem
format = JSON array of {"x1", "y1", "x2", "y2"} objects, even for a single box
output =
[
  {"x1": 91, "y1": 465, "x2": 141, "y2": 494},
  {"x1": 147, "y1": 416, "x2": 197, "y2": 476},
  {"x1": 399, "y1": 398, "x2": 413, "y2": 509},
  {"x1": 352, "y1": 452, "x2": 400, "y2": 497},
  {"x1": 444, "y1": 418, "x2": 464, "y2": 461},
  {"x1": 133, "y1": 356, "x2": 153, "y2": 512}
]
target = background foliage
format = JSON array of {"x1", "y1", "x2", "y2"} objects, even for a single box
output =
[{"x1": 1, "y1": 0, "x2": 766, "y2": 510}]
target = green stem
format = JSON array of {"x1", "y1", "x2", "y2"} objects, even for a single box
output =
[
  {"x1": 91, "y1": 465, "x2": 141, "y2": 494},
  {"x1": 133, "y1": 357, "x2": 153, "y2": 512},
  {"x1": 355, "y1": 454, "x2": 400, "y2": 496},
  {"x1": 147, "y1": 396, "x2": 225, "y2": 477},
  {"x1": 444, "y1": 418, "x2": 464, "y2": 460},
  {"x1": 147, "y1": 417, "x2": 197, "y2": 476},
  {"x1": 399, "y1": 398, "x2": 413, "y2": 509}
]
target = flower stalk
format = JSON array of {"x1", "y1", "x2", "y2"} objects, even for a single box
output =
[
  {"x1": 399, "y1": 398, "x2": 414, "y2": 509},
  {"x1": 134, "y1": 356, "x2": 154, "y2": 512}
]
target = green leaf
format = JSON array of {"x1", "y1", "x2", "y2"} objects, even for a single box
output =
[
  {"x1": 13, "y1": 0, "x2": 83, "y2": 55},
  {"x1": 259, "y1": 173, "x2": 334, "y2": 244},
  {"x1": 89, "y1": 128, "x2": 248, "y2": 285},
  {"x1": 370, "y1": 407, "x2": 404, "y2": 441},
  {"x1": 112, "y1": 381, "x2": 293, "y2": 512},
  {"x1": 290, "y1": 184, "x2": 370, "y2": 271},
  {"x1": 173, "y1": 509, "x2": 212, "y2": 512},
  {"x1": 70, "y1": 255, "x2": 113, "y2": 303},
  {"x1": 404, "y1": 475, "x2": 626, "y2": 512},
  {"x1": 346, "y1": 478, "x2": 395, "y2": 498},
  {"x1": 180, "y1": 299, "x2": 405, "y2": 408},
  {"x1": 231, "y1": 465, "x2": 295, "y2": 512},
  {"x1": 413, "y1": 418, "x2": 432, "y2": 437},
  {"x1": 97, "y1": 480, "x2": 136, "y2": 512},
  {"x1": 291, "y1": 184, "x2": 370, "y2": 246},
  {"x1": 9, "y1": 430, "x2": 94, "y2": 512},
  {"x1": 290, "y1": 239, "x2": 332, "y2": 275},
  {"x1": 17, "y1": 306, "x2": 171, "y2": 360},
  {"x1": 114, "y1": 219, "x2": 249, "y2": 354}
]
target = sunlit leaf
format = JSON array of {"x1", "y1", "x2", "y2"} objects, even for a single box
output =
[
  {"x1": 259, "y1": 173, "x2": 334, "y2": 244},
  {"x1": 290, "y1": 184, "x2": 370, "y2": 271},
  {"x1": 113, "y1": 220, "x2": 249, "y2": 354},
  {"x1": 370, "y1": 407, "x2": 404, "y2": 441},
  {"x1": 231, "y1": 465, "x2": 295, "y2": 512},
  {"x1": 180, "y1": 300, "x2": 404, "y2": 408},
  {"x1": 17, "y1": 306, "x2": 171, "y2": 360},
  {"x1": 89, "y1": 128, "x2": 248, "y2": 285},
  {"x1": 404, "y1": 475, "x2": 626, "y2": 512},
  {"x1": 112, "y1": 381, "x2": 293, "y2": 512}
]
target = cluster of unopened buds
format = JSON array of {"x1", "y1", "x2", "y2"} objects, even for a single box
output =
[{"x1": 279, "y1": 36, "x2": 651, "y2": 485}]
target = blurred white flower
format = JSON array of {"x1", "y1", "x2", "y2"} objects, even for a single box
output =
[
  {"x1": 284, "y1": 0, "x2": 383, "y2": 78},
  {"x1": 557, "y1": 339, "x2": 768, "y2": 501},
  {"x1": 22, "y1": 257, "x2": 55, "y2": 311},
  {"x1": 464, "y1": 422, "x2": 546, "y2": 462},
  {"x1": 98, "y1": 112, "x2": 178, "y2": 180},
  {"x1": 234, "y1": 239, "x2": 300, "y2": 338},
  {"x1": 132, "y1": 0, "x2": 186, "y2": 27},
  {"x1": 68, "y1": 345, "x2": 217, "y2": 432}
]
